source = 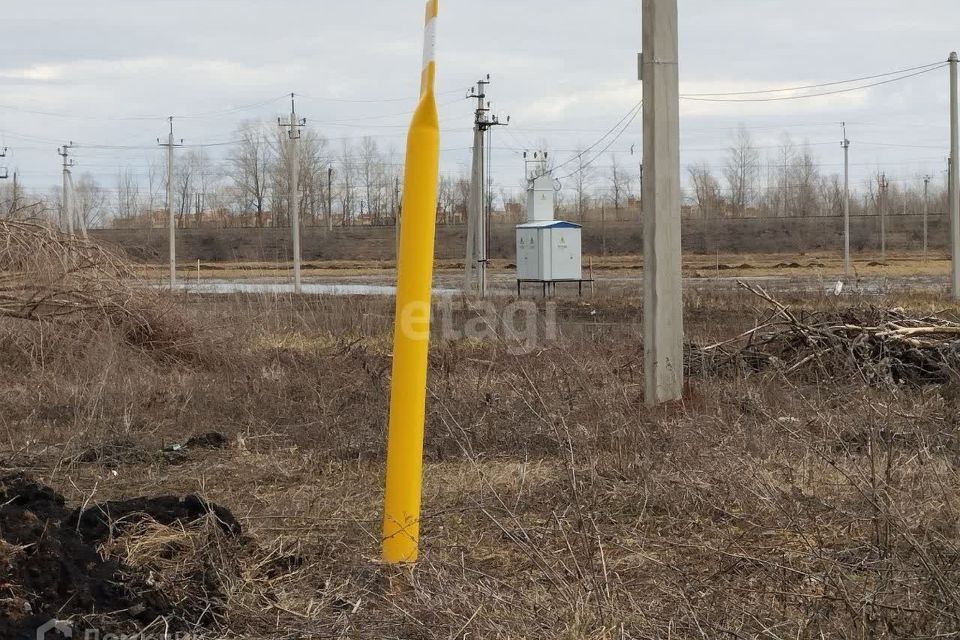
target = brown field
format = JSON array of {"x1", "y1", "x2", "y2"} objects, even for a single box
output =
[
  {"x1": 3, "y1": 224, "x2": 960, "y2": 638},
  {"x1": 136, "y1": 251, "x2": 955, "y2": 283}
]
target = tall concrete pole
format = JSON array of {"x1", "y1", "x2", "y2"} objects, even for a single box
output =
[
  {"x1": 879, "y1": 173, "x2": 888, "y2": 264},
  {"x1": 327, "y1": 167, "x2": 334, "y2": 232},
  {"x1": 164, "y1": 117, "x2": 177, "y2": 288},
  {"x1": 464, "y1": 126, "x2": 482, "y2": 293},
  {"x1": 281, "y1": 94, "x2": 304, "y2": 293},
  {"x1": 950, "y1": 51, "x2": 960, "y2": 298},
  {"x1": 923, "y1": 175, "x2": 931, "y2": 262},
  {"x1": 641, "y1": 0, "x2": 683, "y2": 405},
  {"x1": 63, "y1": 157, "x2": 72, "y2": 236},
  {"x1": 58, "y1": 144, "x2": 73, "y2": 235},
  {"x1": 64, "y1": 164, "x2": 72, "y2": 235},
  {"x1": 842, "y1": 125, "x2": 850, "y2": 278},
  {"x1": 478, "y1": 131, "x2": 488, "y2": 298},
  {"x1": 465, "y1": 78, "x2": 490, "y2": 297},
  {"x1": 10, "y1": 171, "x2": 18, "y2": 216}
]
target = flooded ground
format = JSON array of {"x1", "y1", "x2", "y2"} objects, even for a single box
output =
[
  {"x1": 170, "y1": 281, "x2": 459, "y2": 297},
  {"x1": 162, "y1": 269, "x2": 952, "y2": 300}
]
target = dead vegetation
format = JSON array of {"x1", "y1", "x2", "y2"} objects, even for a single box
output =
[
  {"x1": 1, "y1": 224, "x2": 960, "y2": 637},
  {"x1": 0, "y1": 219, "x2": 211, "y2": 363},
  {"x1": 694, "y1": 282, "x2": 960, "y2": 386}
]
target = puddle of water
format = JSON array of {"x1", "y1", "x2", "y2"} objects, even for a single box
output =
[{"x1": 169, "y1": 282, "x2": 458, "y2": 297}]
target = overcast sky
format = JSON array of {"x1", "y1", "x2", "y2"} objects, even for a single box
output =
[{"x1": 1, "y1": 0, "x2": 957, "y2": 201}]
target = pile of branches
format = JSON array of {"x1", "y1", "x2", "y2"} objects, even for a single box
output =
[
  {"x1": 692, "y1": 282, "x2": 960, "y2": 386},
  {"x1": 0, "y1": 220, "x2": 203, "y2": 362}
]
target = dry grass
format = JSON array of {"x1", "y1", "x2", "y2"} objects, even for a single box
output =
[
  {"x1": 127, "y1": 252, "x2": 958, "y2": 285},
  {"x1": 2, "y1": 226, "x2": 960, "y2": 637},
  {"x1": 0, "y1": 219, "x2": 216, "y2": 364}
]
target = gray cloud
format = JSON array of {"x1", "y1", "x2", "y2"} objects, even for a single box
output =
[{"x1": 0, "y1": 0, "x2": 956, "y2": 197}]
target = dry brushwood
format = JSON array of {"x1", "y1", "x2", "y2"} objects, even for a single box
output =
[
  {"x1": 690, "y1": 281, "x2": 960, "y2": 386},
  {"x1": 0, "y1": 219, "x2": 204, "y2": 362}
]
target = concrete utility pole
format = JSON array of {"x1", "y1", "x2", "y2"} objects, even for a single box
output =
[
  {"x1": 9, "y1": 172, "x2": 17, "y2": 216},
  {"x1": 842, "y1": 124, "x2": 851, "y2": 278},
  {"x1": 950, "y1": 51, "x2": 960, "y2": 299},
  {"x1": 395, "y1": 176, "x2": 402, "y2": 262},
  {"x1": 464, "y1": 76, "x2": 508, "y2": 297},
  {"x1": 57, "y1": 143, "x2": 75, "y2": 235},
  {"x1": 327, "y1": 167, "x2": 334, "y2": 232},
  {"x1": 923, "y1": 175, "x2": 931, "y2": 262},
  {"x1": 159, "y1": 118, "x2": 182, "y2": 288},
  {"x1": 641, "y1": 0, "x2": 683, "y2": 405},
  {"x1": 0, "y1": 149, "x2": 9, "y2": 216},
  {"x1": 280, "y1": 93, "x2": 307, "y2": 293},
  {"x1": 879, "y1": 173, "x2": 888, "y2": 264}
]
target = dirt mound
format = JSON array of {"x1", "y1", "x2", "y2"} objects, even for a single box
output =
[
  {"x1": 184, "y1": 431, "x2": 229, "y2": 450},
  {"x1": 71, "y1": 494, "x2": 241, "y2": 542},
  {"x1": 0, "y1": 473, "x2": 242, "y2": 639}
]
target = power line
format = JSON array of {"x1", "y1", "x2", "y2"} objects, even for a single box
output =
[
  {"x1": 555, "y1": 104, "x2": 643, "y2": 183},
  {"x1": 680, "y1": 61, "x2": 946, "y2": 97},
  {"x1": 551, "y1": 101, "x2": 642, "y2": 173},
  {"x1": 297, "y1": 86, "x2": 469, "y2": 104},
  {"x1": 681, "y1": 65, "x2": 946, "y2": 103}
]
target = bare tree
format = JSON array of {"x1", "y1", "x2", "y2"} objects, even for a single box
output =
[
  {"x1": 228, "y1": 121, "x2": 273, "y2": 227},
  {"x1": 775, "y1": 133, "x2": 797, "y2": 217},
  {"x1": 724, "y1": 124, "x2": 760, "y2": 217},
  {"x1": 115, "y1": 169, "x2": 140, "y2": 222},
  {"x1": 299, "y1": 129, "x2": 329, "y2": 226},
  {"x1": 572, "y1": 148, "x2": 591, "y2": 223},
  {"x1": 688, "y1": 162, "x2": 724, "y2": 219},
  {"x1": 608, "y1": 153, "x2": 629, "y2": 220},
  {"x1": 72, "y1": 173, "x2": 108, "y2": 229},
  {"x1": 359, "y1": 137, "x2": 385, "y2": 225},
  {"x1": 339, "y1": 140, "x2": 356, "y2": 226},
  {"x1": 792, "y1": 143, "x2": 820, "y2": 217}
]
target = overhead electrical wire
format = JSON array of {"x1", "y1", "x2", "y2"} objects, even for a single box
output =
[
  {"x1": 680, "y1": 61, "x2": 946, "y2": 98},
  {"x1": 550, "y1": 100, "x2": 642, "y2": 174},
  {"x1": 555, "y1": 103, "x2": 643, "y2": 184},
  {"x1": 297, "y1": 86, "x2": 469, "y2": 104},
  {"x1": 0, "y1": 87, "x2": 470, "y2": 122},
  {"x1": 681, "y1": 64, "x2": 946, "y2": 103}
]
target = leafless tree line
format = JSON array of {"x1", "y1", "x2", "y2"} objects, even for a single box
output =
[
  {"x1": 688, "y1": 124, "x2": 951, "y2": 220},
  {"x1": 0, "y1": 120, "x2": 949, "y2": 229}
]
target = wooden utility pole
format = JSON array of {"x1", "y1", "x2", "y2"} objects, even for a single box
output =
[{"x1": 641, "y1": 0, "x2": 683, "y2": 405}]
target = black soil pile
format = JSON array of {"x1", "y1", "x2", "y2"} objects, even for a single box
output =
[{"x1": 0, "y1": 473, "x2": 241, "y2": 640}]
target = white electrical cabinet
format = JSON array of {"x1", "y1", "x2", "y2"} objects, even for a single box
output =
[
  {"x1": 526, "y1": 174, "x2": 556, "y2": 222},
  {"x1": 515, "y1": 221, "x2": 583, "y2": 281}
]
